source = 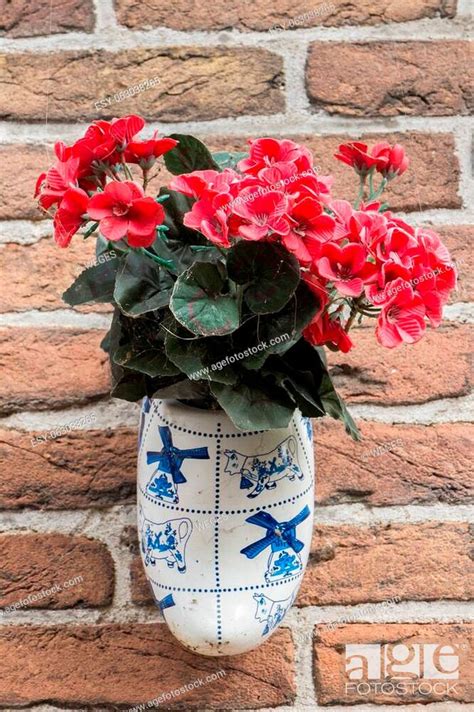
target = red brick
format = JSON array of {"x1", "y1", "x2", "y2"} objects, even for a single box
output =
[
  {"x1": 130, "y1": 555, "x2": 153, "y2": 606},
  {"x1": 115, "y1": 0, "x2": 456, "y2": 31},
  {"x1": 306, "y1": 42, "x2": 473, "y2": 116},
  {"x1": 0, "y1": 238, "x2": 113, "y2": 313},
  {"x1": 437, "y1": 225, "x2": 474, "y2": 302},
  {"x1": 0, "y1": 0, "x2": 94, "y2": 38},
  {"x1": 0, "y1": 534, "x2": 113, "y2": 609},
  {"x1": 0, "y1": 428, "x2": 136, "y2": 509},
  {"x1": 0, "y1": 145, "x2": 48, "y2": 220},
  {"x1": 314, "y1": 623, "x2": 473, "y2": 704},
  {"x1": 0, "y1": 328, "x2": 109, "y2": 414},
  {"x1": 315, "y1": 420, "x2": 474, "y2": 506},
  {"x1": 0, "y1": 624, "x2": 296, "y2": 707},
  {"x1": 329, "y1": 323, "x2": 472, "y2": 405},
  {"x1": 0, "y1": 48, "x2": 284, "y2": 122},
  {"x1": 299, "y1": 523, "x2": 474, "y2": 606}
]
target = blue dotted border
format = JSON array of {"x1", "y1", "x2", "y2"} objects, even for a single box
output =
[
  {"x1": 214, "y1": 423, "x2": 222, "y2": 645},
  {"x1": 147, "y1": 570, "x2": 304, "y2": 594}
]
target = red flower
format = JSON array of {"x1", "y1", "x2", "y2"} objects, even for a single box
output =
[
  {"x1": 233, "y1": 189, "x2": 290, "y2": 241},
  {"x1": 183, "y1": 198, "x2": 230, "y2": 247},
  {"x1": 376, "y1": 279, "x2": 426, "y2": 348},
  {"x1": 316, "y1": 243, "x2": 376, "y2": 297},
  {"x1": 238, "y1": 138, "x2": 312, "y2": 177},
  {"x1": 35, "y1": 154, "x2": 81, "y2": 210},
  {"x1": 88, "y1": 181, "x2": 164, "y2": 248},
  {"x1": 304, "y1": 312, "x2": 353, "y2": 353},
  {"x1": 124, "y1": 133, "x2": 178, "y2": 169},
  {"x1": 70, "y1": 115, "x2": 145, "y2": 167},
  {"x1": 372, "y1": 142, "x2": 409, "y2": 179},
  {"x1": 334, "y1": 142, "x2": 379, "y2": 176},
  {"x1": 53, "y1": 187, "x2": 89, "y2": 248},
  {"x1": 283, "y1": 197, "x2": 335, "y2": 263}
]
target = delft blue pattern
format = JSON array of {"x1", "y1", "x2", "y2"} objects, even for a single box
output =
[
  {"x1": 223, "y1": 436, "x2": 303, "y2": 498},
  {"x1": 303, "y1": 417, "x2": 313, "y2": 442},
  {"x1": 139, "y1": 400, "x2": 313, "y2": 652},
  {"x1": 146, "y1": 425, "x2": 209, "y2": 503},
  {"x1": 240, "y1": 506, "x2": 311, "y2": 583},
  {"x1": 141, "y1": 514, "x2": 192, "y2": 573},
  {"x1": 137, "y1": 396, "x2": 152, "y2": 450},
  {"x1": 253, "y1": 592, "x2": 295, "y2": 636}
]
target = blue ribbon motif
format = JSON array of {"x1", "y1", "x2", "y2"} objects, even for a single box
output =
[
  {"x1": 240, "y1": 505, "x2": 311, "y2": 559},
  {"x1": 147, "y1": 426, "x2": 209, "y2": 486}
]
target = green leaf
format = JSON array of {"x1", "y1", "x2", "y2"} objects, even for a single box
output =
[
  {"x1": 114, "y1": 345, "x2": 180, "y2": 378},
  {"x1": 211, "y1": 379, "x2": 295, "y2": 431},
  {"x1": 164, "y1": 134, "x2": 220, "y2": 175},
  {"x1": 319, "y1": 372, "x2": 360, "y2": 441},
  {"x1": 114, "y1": 251, "x2": 171, "y2": 317},
  {"x1": 165, "y1": 331, "x2": 238, "y2": 385},
  {"x1": 170, "y1": 262, "x2": 240, "y2": 337},
  {"x1": 63, "y1": 257, "x2": 119, "y2": 306},
  {"x1": 227, "y1": 242, "x2": 300, "y2": 315},
  {"x1": 212, "y1": 151, "x2": 248, "y2": 170}
]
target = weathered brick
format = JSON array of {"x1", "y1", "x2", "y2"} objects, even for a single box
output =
[
  {"x1": 0, "y1": 328, "x2": 109, "y2": 414},
  {"x1": 0, "y1": 428, "x2": 136, "y2": 509},
  {"x1": 299, "y1": 523, "x2": 474, "y2": 606},
  {"x1": 314, "y1": 623, "x2": 473, "y2": 704},
  {"x1": 437, "y1": 225, "x2": 474, "y2": 302},
  {"x1": 0, "y1": 0, "x2": 94, "y2": 38},
  {"x1": 0, "y1": 49, "x2": 285, "y2": 122},
  {"x1": 115, "y1": 0, "x2": 456, "y2": 31},
  {"x1": 0, "y1": 145, "x2": 48, "y2": 221},
  {"x1": 315, "y1": 420, "x2": 473, "y2": 506},
  {"x1": 130, "y1": 554, "x2": 153, "y2": 606},
  {"x1": 0, "y1": 624, "x2": 296, "y2": 707},
  {"x1": 329, "y1": 323, "x2": 472, "y2": 405},
  {"x1": 306, "y1": 42, "x2": 473, "y2": 116},
  {"x1": 0, "y1": 238, "x2": 113, "y2": 312},
  {"x1": 0, "y1": 534, "x2": 113, "y2": 609}
]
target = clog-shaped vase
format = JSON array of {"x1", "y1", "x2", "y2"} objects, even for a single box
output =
[{"x1": 137, "y1": 398, "x2": 315, "y2": 656}]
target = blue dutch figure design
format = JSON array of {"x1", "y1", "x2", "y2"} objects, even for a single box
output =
[
  {"x1": 146, "y1": 425, "x2": 209, "y2": 503},
  {"x1": 140, "y1": 511, "x2": 192, "y2": 573},
  {"x1": 240, "y1": 505, "x2": 310, "y2": 583},
  {"x1": 224, "y1": 436, "x2": 303, "y2": 498},
  {"x1": 253, "y1": 592, "x2": 295, "y2": 636}
]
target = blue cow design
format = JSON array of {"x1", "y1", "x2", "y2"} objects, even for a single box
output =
[
  {"x1": 141, "y1": 514, "x2": 192, "y2": 573},
  {"x1": 240, "y1": 506, "x2": 310, "y2": 583},
  {"x1": 224, "y1": 436, "x2": 303, "y2": 499},
  {"x1": 253, "y1": 592, "x2": 295, "y2": 636},
  {"x1": 146, "y1": 426, "x2": 209, "y2": 503}
]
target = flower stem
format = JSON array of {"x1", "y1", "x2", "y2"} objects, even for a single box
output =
[{"x1": 139, "y1": 247, "x2": 174, "y2": 269}]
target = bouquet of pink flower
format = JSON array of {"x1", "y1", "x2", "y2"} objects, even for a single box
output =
[{"x1": 35, "y1": 115, "x2": 456, "y2": 436}]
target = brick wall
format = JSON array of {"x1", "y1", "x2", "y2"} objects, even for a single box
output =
[{"x1": 0, "y1": 0, "x2": 473, "y2": 709}]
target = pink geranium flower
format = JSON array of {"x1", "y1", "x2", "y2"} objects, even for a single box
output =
[
  {"x1": 233, "y1": 189, "x2": 290, "y2": 241},
  {"x1": 88, "y1": 180, "x2": 164, "y2": 248},
  {"x1": 283, "y1": 197, "x2": 336, "y2": 263},
  {"x1": 316, "y1": 243, "x2": 376, "y2": 297},
  {"x1": 376, "y1": 279, "x2": 426, "y2": 348}
]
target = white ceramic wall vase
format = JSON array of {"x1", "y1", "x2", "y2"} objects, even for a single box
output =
[{"x1": 137, "y1": 398, "x2": 315, "y2": 656}]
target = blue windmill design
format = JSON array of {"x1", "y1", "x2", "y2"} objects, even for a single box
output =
[
  {"x1": 240, "y1": 505, "x2": 310, "y2": 583},
  {"x1": 146, "y1": 426, "x2": 209, "y2": 503}
]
